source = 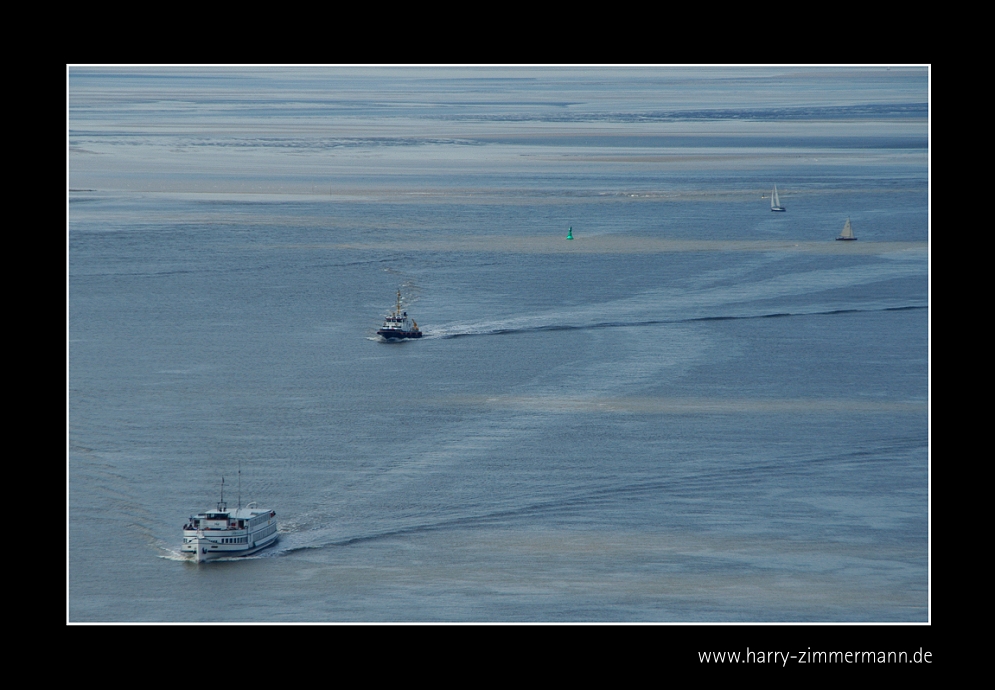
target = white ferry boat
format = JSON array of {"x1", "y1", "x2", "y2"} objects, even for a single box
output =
[
  {"x1": 182, "y1": 481, "x2": 278, "y2": 562},
  {"x1": 377, "y1": 289, "x2": 422, "y2": 340}
]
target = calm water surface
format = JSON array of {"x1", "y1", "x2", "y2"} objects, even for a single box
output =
[{"x1": 68, "y1": 66, "x2": 929, "y2": 622}]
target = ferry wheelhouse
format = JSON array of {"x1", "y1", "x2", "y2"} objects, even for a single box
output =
[{"x1": 182, "y1": 493, "x2": 278, "y2": 563}]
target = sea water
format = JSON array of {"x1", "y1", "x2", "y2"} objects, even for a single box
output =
[{"x1": 68, "y1": 66, "x2": 929, "y2": 622}]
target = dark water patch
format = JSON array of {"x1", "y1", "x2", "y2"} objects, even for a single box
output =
[{"x1": 447, "y1": 102, "x2": 928, "y2": 124}]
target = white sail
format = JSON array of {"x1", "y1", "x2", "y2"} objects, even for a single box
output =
[
  {"x1": 770, "y1": 184, "x2": 785, "y2": 211},
  {"x1": 838, "y1": 217, "x2": 855, "y2": 240}
]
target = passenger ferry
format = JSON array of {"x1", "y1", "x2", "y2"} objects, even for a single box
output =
[
  {"x1": 182, "y1": 481, "x2": 278, "y2": 562},
  {"x1": 377, "y1": 289, "x2": 422, "y2": 340}
]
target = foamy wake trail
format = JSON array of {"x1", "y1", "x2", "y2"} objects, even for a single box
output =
[{"x1": 427, "y1": 260, "x2": 926, "y2": 339}]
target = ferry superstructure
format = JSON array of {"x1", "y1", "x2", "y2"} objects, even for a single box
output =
[{"x1": 182, "y1": 491, "x2": 278, "y2": 563}]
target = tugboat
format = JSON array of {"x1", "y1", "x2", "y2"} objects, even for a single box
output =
[
  {"x1": 377, "y1": 289, "x2": 422, "y2": 340},
  {"x1": 181, "y1": 476, "x2": 278, "y2": 563}
]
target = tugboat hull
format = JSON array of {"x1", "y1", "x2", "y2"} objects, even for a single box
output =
[{"x1": 377, "y1": 329, "x2": 422, "y2": 340}]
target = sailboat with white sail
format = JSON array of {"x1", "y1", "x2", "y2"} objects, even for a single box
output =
[
  {"x1": 770, "y1": 185, "x2": 785, "y2": 212},
  {"x1": 837, "y1": 217, "x2": 857, "y2": 241}
]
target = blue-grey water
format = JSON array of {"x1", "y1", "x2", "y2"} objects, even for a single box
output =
[{"x1": 68, "y1": 66, "x2": 929, "y2": 622}]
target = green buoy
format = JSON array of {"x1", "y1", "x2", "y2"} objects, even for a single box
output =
[{"x1": 566, "y1": 226, "x2": 573, "y2": 240}]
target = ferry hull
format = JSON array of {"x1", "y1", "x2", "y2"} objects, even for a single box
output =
[
  {"x1": 184, "y1": 498, "x2": 278, "y2": 563},
  {"x1": 186, "y1": 533, "x2": 279, "y2": 563}
]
